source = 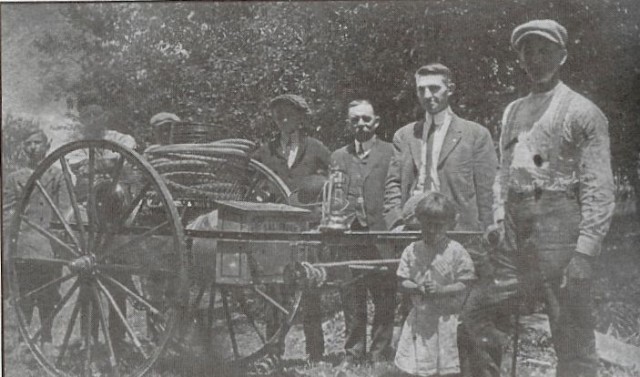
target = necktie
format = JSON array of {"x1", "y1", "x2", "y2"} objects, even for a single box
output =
[
  {"x1": 357, "y1": 143, "x2": 365, "y2": 158},
  {"x1": 424, "y1": 119, "x2": 437, "y2": 190}
]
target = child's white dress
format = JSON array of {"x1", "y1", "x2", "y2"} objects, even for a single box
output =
[{"x1": 395, "y1": 239, "x2": 476, "y2": 376}]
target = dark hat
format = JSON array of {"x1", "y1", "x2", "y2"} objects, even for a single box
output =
[
  {"x1": 511, "y1": 19, "x2": 568, "y2": 50},
  {"x1": 269, "y1": 94, "x2": 312, "y2": 115},
  {"x1": 150, "y1": 112, "x2": 181, "y2": 127}
]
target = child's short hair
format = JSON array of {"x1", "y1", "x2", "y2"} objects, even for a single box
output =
[{"x1": 415, "y1": 192, "x2": 457, "y2": 226}]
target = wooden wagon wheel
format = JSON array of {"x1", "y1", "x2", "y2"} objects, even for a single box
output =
[
  {"x1": 7, "y1": 140, "x2": 187, "y2": 377},
  {"x1": 188, "y1": 158, "x2": 305, "y2": 372}
]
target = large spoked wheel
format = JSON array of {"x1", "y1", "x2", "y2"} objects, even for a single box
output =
[
  {"x1": 7, "y1": 140, "x2": 187, "y2": 377},
  {"x1": 209, "y1": 281, "x2": 304, "y2": 371},
  {"x1": 185, "y1": 157, "x2": 305, "y2": 372}
]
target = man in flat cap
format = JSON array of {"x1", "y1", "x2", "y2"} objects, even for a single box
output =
[
  {"x1": 457, "y1": 20, "x2": 615, "y2": 377},
  {"x1": 253, "y1": 94, "x2": 331, "y2": 362},
  {"x1": 149, "y1": 112, "x2": 181, "y2": 145},
  {"x1": 3, "y1": 127, "x2": 70, "y2": 348}
]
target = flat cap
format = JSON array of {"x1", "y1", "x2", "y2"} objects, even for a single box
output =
[
  {"x1": 269, "y1": 94, "x2": 312, "y2": 114},
  {"x1": 511, "y1": 19, "x2": 568, "y2": 50},
  {"x1": 149, "y1": 112, "x2": 181, "y2": 127}
]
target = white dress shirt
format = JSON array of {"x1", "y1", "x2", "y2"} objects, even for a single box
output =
[
  {"x1": 354, "y1": 135, "x2": 376, "y2": 159},
  {"x1": 281, "y1": 130, "x2": 300, "y2": 168},
  {"x1": 415, "y1": 107, "x2": 452, "y2": 193}
]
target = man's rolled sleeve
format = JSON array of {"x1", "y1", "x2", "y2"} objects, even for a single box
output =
[
  {"x1": 493, "y1": 103, "x2": 516, "y2": 224},
  {"x1": 572, "y1": 107, "x2": 615, "y2": 257}
]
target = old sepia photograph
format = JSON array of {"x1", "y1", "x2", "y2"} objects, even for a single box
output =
[{"x1": 2, "y1": 1, "x2": 639, "y2": 377}]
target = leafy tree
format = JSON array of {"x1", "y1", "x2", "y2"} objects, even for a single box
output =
[{"x1": 22, "y1": 0, "x2": 640, "y2": 211}]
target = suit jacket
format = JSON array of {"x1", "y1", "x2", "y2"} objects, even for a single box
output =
[
  {"x1": 252, "y1": 134, "x2": 331, "y2": 191},
  {"x1": 384, "y1": 113, "x2": 498, "y2": 231},
  {"x1": 331, "y1": 138, "x2": 394, "y2": 231}
]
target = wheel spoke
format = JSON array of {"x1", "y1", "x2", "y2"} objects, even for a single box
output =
[
  {"x1": 236, "y1": 291, "x2": 266, "y2": 345},
  {"x1": 16, "y1": 273, "x2": 75, "y2": 303},
  {"x1": 98, "y1": 273, "x2": 161, "y2": 316},
  {"x1": 96, "y1": 263, "x2": 174, "y2": 276},
  {"x1": 20, "y1": 215, "x2": 79, "y2": 258},
  {"x1": 91, "y1": 285, "x2": 120, "y2": 377},
  {"x1": 87, "y1": 147, "x2": 96, "y2": 253},
  {"x1": 82, "y1": 287, "x2": 93, "y2": 377},
  {"x1": 121, "y1": 182, "x2": 151, "y2": 226},
  {"x1": 13, "y1": 256, "x2": 70, "y2": 266},
  {"x1": 253, "y1": 286, "x2": 289, "y2": 316},
  {"x1": 98, "y1": 221, "x2": 169, "y2": 261},
  {"x1": 109, "y1": 154, "x2": 126, "y2": 187},
  {"x1": 35, "y1": 179, "x2": 83, "y2": 254},
  {"x1": 94, "y1": 181, "x2": 152, "y2": 253},
  {"x1": 96, "y1": 279, "x2": 149, "y2": 359},
  {"x1": 57, "y1": 293, "x2": 82, "y2": 366},
  {"x1": 30, "y1": 279, "x2": 80, "y2": 342},
  {"x1": 60, "y1": 157, "x2": 88, "y2": 253},
  {"x1": 221, "y1": 289, "x2": 240, "y2": 359}
]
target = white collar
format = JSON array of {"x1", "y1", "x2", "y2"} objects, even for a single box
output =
[
  {"x1": 355, "y1": 135, "x2": 376, "y2": 154},
  {"x1": 424, "y1": 107, "x2": 451, "y2": 128}
]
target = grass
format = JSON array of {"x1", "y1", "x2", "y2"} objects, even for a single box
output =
[{"x1": 3, "y1": 211, "x2": 640, "y2": 377}]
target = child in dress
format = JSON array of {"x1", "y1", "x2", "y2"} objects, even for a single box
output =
[{"x1": 395, "y1": 192, "x2": 476, "y2": 376}]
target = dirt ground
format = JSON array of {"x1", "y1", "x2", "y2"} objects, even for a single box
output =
[{"x1": 3, "y1": 212, "x2": 639, "y2": 377}]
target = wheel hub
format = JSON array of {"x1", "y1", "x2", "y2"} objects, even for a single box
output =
[{"x1": 69, "y1": 255, "x2": 95, "y2": 273}]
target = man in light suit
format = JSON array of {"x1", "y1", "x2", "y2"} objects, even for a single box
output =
[
  {"x1": 331, "y1": 100, "x2": 396, "y2": 366},
  {"x1": 384, "y1": 63, "x2": 498, "y2": 232}
]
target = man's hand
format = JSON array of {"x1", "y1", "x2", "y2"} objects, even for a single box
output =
[
  {"x1": 561, "y1": 253, "x2": 593, "y2": 288},
  {"x1": 424, "y1": 280, "x2": 444, "y2": 295},
  {"x1": 484, "y1": 220, "x2": 505, "y2": 248}
]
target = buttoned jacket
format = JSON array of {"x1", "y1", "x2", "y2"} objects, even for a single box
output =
[
  {"x1": 384, "y1": 113, "x2": 498, "y2": 231},
  {"x1": 331, "y1": 138, "x2": 394, "y2": 231}
]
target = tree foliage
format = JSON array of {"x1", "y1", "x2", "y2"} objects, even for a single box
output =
[{"x1": 25, "y1": 1, "x2": 640, "y2": 181}]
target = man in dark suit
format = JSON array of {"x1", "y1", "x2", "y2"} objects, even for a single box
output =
[
  {"x1": 331, "y1": 100, "x2": 396, "y2": 366},
  {"x1": 384, "y1": 63, "x2": 498, "y2": 232}
]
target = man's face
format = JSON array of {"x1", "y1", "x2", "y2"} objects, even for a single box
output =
[
  {"x1": 347, "y1": 103, "x2": 379, "y2": 143},
  {"x1": 271, "y1": 104, "x2": 305, "y2": 134},
  {"x1": 23, "y1": 133, "x2": 49, "y2": 165},
  {"x1": 154, "y1": 123, "x2": 172, "y2": 145},
  {"x1": 518, "y1": 36, "x2": 566, "y2": 85},
  {"x1": 416, "y1": 74, "x2": 453, "y2": 115}
]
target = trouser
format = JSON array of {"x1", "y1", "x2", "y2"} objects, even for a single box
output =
[
  {"x1": 340, "y1": 221, "x2": 396, "y2": 362},
  {"x1": 88, "y1": 271, "x2": 133, "y2": 344},
  {"x1": 264, "y1": 243, "x2": 327, "y2": 359},
  {"x1": 301, "y1": 290, "x2": 325, "y2": 358},
  {"x1": 16, "y1": 261, "x2": 62, "y2": 343},
  {"x1": 264, "y1": 285, "x2": 325, "y2": 358},
  {"x1": 458, "y1": 192, "x2": 597, "y2": 377},
  {"x1": 340, "y1": 268, "x2": 396, "y2": 361}
]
